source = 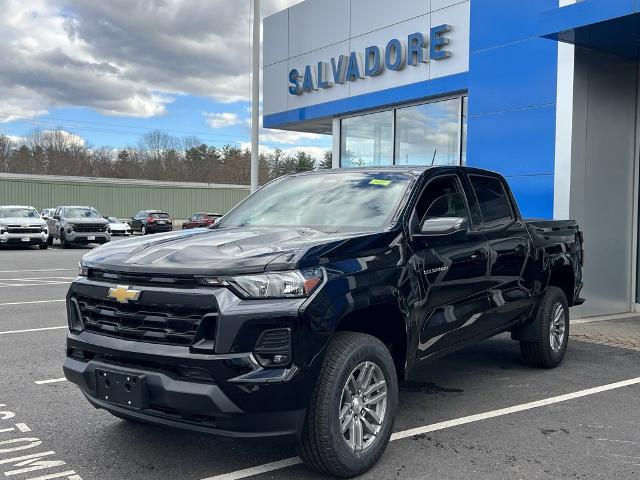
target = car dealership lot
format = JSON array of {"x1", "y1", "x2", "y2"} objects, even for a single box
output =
[{"x1": 0, "y1": 245, "x2": 638, "y2": 480}]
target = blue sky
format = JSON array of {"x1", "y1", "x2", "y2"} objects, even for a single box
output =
[{"x1": 0, "y1": 0, "x2": 331, "y2": 158}]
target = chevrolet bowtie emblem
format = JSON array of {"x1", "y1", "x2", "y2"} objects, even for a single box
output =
[{"x1": 107, "y1": 285, "x2": 141, "y2": 304}]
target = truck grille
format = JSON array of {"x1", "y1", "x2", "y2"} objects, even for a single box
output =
[
  {"x1": 74, "y1": 224, "x2": 107, "y2": 233},
  {"x1": 75, "y1": 295, "x2": 215, "y2": 346},
  {"x1": 88, "y1": 269, "x2": 200, "y2": 288},
  {"x1": 7, "y1": 225, "x2": 41, "y2": 234}
]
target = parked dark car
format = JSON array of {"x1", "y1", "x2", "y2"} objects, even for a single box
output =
[
  {"x1": 182, "y1": 212, "x2": 223, "y2": 230},
  {"x1": 129, "y1": 210, "x2": 173, "y2": 235},
  {"x1": 65, "y1": 167, "x2": 584, "y2": 477}
]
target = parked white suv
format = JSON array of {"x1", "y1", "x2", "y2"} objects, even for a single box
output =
[{"x1": 0, "y1": 205, "x2": 49, "y2": 249}]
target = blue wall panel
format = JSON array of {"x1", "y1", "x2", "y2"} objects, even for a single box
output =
[
  {"x1": 467, "y1": 105, "x2": 556, "y2": 176},
  {"x1": 468, "y1": 38, "x2": 557, "y2": 116},
  {"x1": 504, "y1": 174, "x2": 554, "y2": 220},
  {"x1": 470, "y1": 0, "x2": 559, "y2": 51},
  {"x1": 467, "y1": 0, "x2": 559, "y2": 219}
]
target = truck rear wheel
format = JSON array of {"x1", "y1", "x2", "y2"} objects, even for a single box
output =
[
  {"x1": 520, "y1": 286, "x2": 569, "y2": 368},
  {"x1": 297, "y1": 332, "x2": 398, "y2": 478}
]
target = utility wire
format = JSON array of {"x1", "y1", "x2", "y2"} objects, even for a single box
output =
[{"x1": 0, "y1": 111, "x2": 250, "y2": 143}]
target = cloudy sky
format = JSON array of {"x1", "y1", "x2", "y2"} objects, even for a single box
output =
[{"x1": 0, "y1": 0, "x2": 331, "y2": 157}]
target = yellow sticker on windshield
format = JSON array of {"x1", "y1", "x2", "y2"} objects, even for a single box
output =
[{"x1": 369, "y1": 179, "x2": 391, "y2": 186}]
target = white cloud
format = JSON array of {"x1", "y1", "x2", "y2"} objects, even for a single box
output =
[
  {"x1": 259, "y1": 129, "x2": 327, "y2": 145},
  {"x1": 203, "y1": 112, "x2": 241, "y2": 129},
  {"x1": 0, "y1": 0, "x2": 305, "y2": 121}
]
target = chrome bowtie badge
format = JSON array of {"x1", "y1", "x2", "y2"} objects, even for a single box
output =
[{"x1": 107, "y1": 285, "x2": 141, "y2": 304}]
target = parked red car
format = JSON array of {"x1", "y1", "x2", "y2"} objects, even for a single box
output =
[{"x1": 181, "y1": 212, "x2": 223, "y2": 230}]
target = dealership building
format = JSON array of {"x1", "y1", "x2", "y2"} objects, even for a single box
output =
[{"x1": 263, "y1": 0, "x2": 640, "y2": 319}]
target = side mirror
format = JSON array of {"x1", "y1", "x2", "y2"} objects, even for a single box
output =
[
  {"x1": 53, "y1": 215, "x2": 60, "y2": 220},
  {"x1": 42, "y1": 216, "x2": 49, "y2": 220},
  {"x1": 416, "y1": 217, "x2": 468, "y2": 238}
]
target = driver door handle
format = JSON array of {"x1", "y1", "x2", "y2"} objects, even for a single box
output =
[{"x1": 470, "y1": 251, "x2": 487, "y2": 262}]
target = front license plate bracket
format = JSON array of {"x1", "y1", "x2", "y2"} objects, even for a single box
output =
[{"x1": 96, "y1": 370, "x2": 146, "y2": 409}]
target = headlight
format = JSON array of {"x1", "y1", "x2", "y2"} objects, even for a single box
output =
[
  {"x1": 0, "y1": 225, "x2": 6, "y2": 234},
  {"x1": 78, "y1": 264, "x2": 89, "y2": 277},
  {"x1": 200, "y1": 268, "x2": 324, "y2": 299},
  {"x1": 41, "y1": 225, "x2": 47, "y2": 232},
  {"x1": 67, "y1": 223, "x2": 75, "y2": 230}
]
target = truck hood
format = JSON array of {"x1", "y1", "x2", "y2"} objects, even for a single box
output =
[
  {"x1": 81, "y1": 226, "x2": 396, "y2": 275},
  {"x1": 0, "y1": 217, "x2": 46, "y2": 226}
]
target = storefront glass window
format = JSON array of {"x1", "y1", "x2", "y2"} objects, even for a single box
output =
[
  {"x1": 340, "y1": 111, "x2": 393, "y2": 168},
  {"x1": 395, "y1": 98, "x2": 461, "y2": 166},
  {"x1": 339, "y1": 96, "x2": 467, "y2": 168}
]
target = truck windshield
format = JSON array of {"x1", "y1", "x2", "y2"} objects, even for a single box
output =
[
  {"x1": 0, "y1": 207, "x2": 40, "y2": 218},
  {"x1": 220, "y1": 171, "x2": 413, "y2": 231},
  {"x1": 66, "y1": 208, "x2": 101, "y2": 218}
]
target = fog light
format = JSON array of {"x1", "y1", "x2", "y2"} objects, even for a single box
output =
[
  {"x1": 272, "y1": 354, "x2": 289, "y2": 365},
  {"x1": 253, "y1": 328, "x2": 292, "y2": 367}
]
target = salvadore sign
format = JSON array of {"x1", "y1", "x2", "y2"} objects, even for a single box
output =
[{"x1": 289, "y1": 25, "x2": 453, "y2": 96}]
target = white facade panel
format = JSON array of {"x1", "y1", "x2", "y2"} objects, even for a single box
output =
[
  {"x1": 263, "y1": 0, "x2": 470, "y2": 118},
  {"x1": 430, "y1": 2, "x2": 469, "y2": 79},
  {"x1": 350, "y1": 0, "x2": 430, "y2": 38},
  {"x1": 431, "y1": 0, "x2": 466, "y2": 12},
  {"x1": 287, "y1": 41, "x2": 352, "y2": 111},
  {"x1": 288, "y1": 0, "x2": 350, "y2": 58},
  {"x1": 263, "y1": 10, "x2": 289, "y2": 67},
  {"x1": 349, "y1": 14, "x2": 431, "y2": 97},
  {"x1": 263, "y1": 61, "x2": 289, "y2": 116}
]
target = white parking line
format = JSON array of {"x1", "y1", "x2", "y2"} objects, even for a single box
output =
[
  {"x1": 35, "y1": 378, "x2": 67, "y2": 385},
  {"x1": 0, "y1": 268, "x2": 76, "y2": 273},
  {"x1": 0, "y1": 299, "x2": 65, "y2": 307},
  {"x1": 200, "y1": 376, "x2": 640, "y2": 480},
  {"x1": 0, "y1": 282, "x2": 71, "y2": 288},
  {"x1": 0, "y1": 326, "x2": 66, "y2": 336}
]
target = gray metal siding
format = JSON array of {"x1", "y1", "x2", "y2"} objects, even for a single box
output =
[{"x1": 0, "y1": 176, "x2": 249, "y2": 218}]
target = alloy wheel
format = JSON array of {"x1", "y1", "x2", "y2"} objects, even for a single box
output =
[
  {"x1": 339, "y1": 361, "x2": 388, "y2": 453},
  {"x1": 549, "y1": 302, "x2": 566, "y2": 352}
]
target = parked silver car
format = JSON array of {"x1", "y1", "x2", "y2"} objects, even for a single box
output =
[
  {"x1": 46, "y1": 206, "x2": 110, "y2": 248},
  {"x1": 0, "y1": 205, "x2": 49, "y2": 249}
]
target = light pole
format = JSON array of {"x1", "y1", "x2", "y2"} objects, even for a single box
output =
[{"x1": 250, "y1": 0, "x2": 260, "y2": 193}]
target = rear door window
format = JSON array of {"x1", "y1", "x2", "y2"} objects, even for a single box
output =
[{"x1": 468, "y1": 175, "x2": 514, "y2": 229}]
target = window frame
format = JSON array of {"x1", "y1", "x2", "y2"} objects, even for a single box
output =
[
  {"x1": 410, "y1": 172, "x2": 474, "y2": 235},
  {"x1": 466, "y1": 173, "x2": 517, "y2": 232},
  {"x1": 339, "y1": 94, "x2": 468, "y2": 168}
]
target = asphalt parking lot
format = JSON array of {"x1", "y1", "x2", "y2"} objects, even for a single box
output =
[{"x1": 1, "y1": 241, "x2": 639, "y2": 480}]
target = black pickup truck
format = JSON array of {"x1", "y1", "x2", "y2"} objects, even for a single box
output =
[{"x1": 64, "y1": 166, "x2": 584, "y2": 477}]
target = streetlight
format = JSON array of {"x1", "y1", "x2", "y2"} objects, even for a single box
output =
[{"x1": 250, "y1": 0, "x2": 260, "y2": 193}]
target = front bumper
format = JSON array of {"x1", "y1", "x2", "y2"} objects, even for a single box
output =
[
  {"x1": 0, "y1": 232, "x2": 47, "y2": 244},
  {"x1": 66, "y1": 231, "x2": 110, "y2": 243},
  {"x1": 64, "y1": 278, "x2": 323, "y2": 437},
  {"x1": 63, "y1": 353, "x2": 305, "y2": 437}
]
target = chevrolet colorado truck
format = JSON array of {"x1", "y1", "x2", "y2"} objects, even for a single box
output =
[{"x1": 64, "y1": 166, "x2": 584, "y2": 477}]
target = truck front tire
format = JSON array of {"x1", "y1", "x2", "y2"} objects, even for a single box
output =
[
  {"x1": 520, "y1": 286, "x2": 569, "y2": 368},
  {"x1": 298, "y1": 332, "x2": 398, "y2": 478}
]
